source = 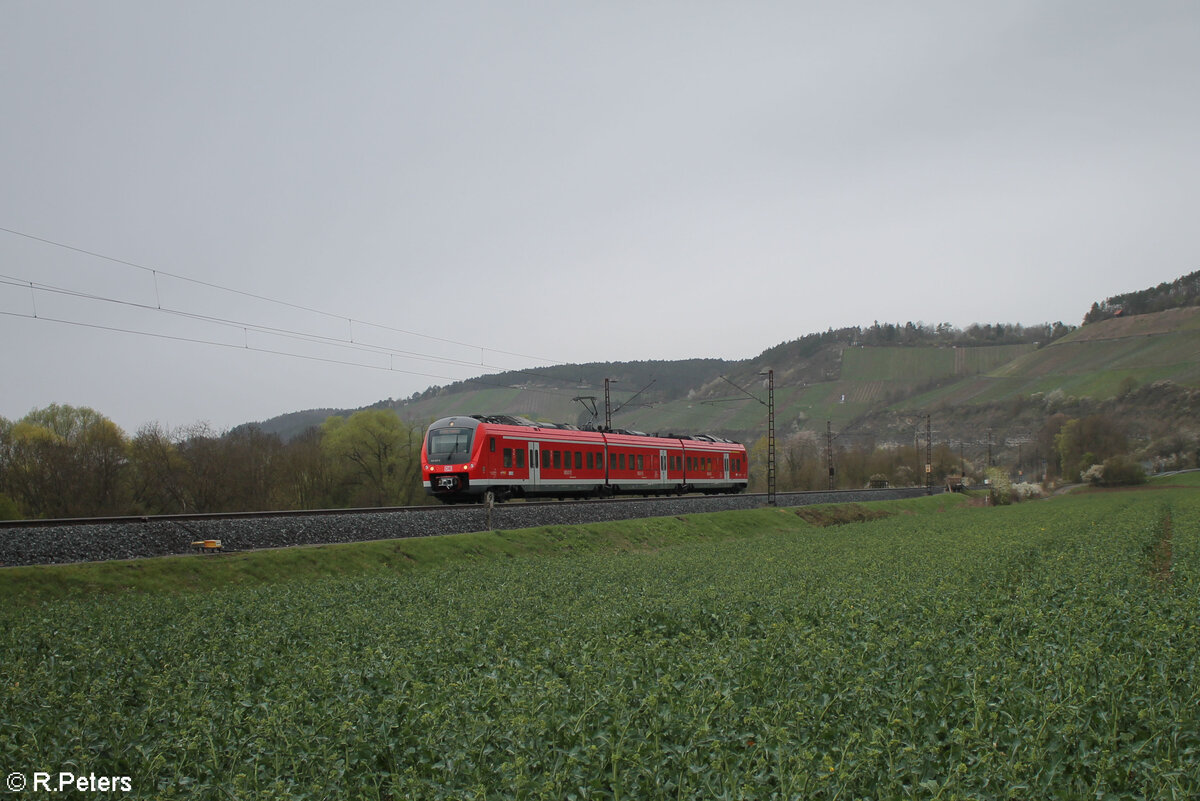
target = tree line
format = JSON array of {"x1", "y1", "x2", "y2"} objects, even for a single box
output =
[
  {"x1": 1083, "y1": 269, "x2": 1200, "y2": 324},
  {"x1": 0, "y1": 404, "x2": 428, "y2": 520},
  {"x1": 743, "y1": 410, "x2": 1152, "y2": 495},
  {"x1": 2, "y1": 400, "x2": 1166, "y2": 520}
]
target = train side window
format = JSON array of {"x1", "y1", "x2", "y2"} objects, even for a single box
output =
[
  {"x1": 553, "y1": 450, "x2": 561, "y2": 469},
  {"x1": 489, "y1": 437, "x2": 496, "y2": 453},
  {"x1": 619, "y1": 453, "x2": 626, "y2": 470},
  {"x1": 586, "y1": 452, "x2": 593, "y2": 470},
  {"x1": 503, "y1": 448, "x2": 513, "y2": 468},
  {"x1": 574, "y1": 451, "x2": 582, "y2": 469},
  {"x1": 637, "y1": 454, "x2": 644, "y2": 470},
  {"x1": 610, "y1": 453, "x2": 617, "y2": 469},
  {"x1": 517, "y1": 449, "x2": 525, "y2": 468}
]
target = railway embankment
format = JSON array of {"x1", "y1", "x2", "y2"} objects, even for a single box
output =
[{"x1": 0, "y1": 487, "x2": 934, "y2": 567}]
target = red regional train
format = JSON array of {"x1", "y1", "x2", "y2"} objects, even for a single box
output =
[{"x1": 422, "y1": 415, "x2": 748, "y2": 503}]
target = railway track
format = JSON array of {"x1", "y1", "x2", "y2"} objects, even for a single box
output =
[{"x1": 0, "y1": 487, "x2": 936, "y2": 568}]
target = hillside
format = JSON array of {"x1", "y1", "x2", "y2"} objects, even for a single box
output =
[
  {"x1": 255, "y1": 298, "x2": 1200, "y2": 473},
  {"x1": 899, "y1": 307, "x2": 1200, "y2": 410}
]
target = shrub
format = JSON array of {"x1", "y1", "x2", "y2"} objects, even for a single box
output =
[
  {"x1": 1099, "y1": 455, "x2": 1147, "y2": 486},
  {"x1": 0, "y1": 493, "x2": 19, "y2": 521},
  {"x1": 1082, "y1": 456, "x2": 1147, "y2": 487},
  {"x1": 1011, "y1": 482, "x2": 1044, "y2": 502},
  {"x1": 986, "y1": 467, "x2": 1012, "y2": 505}
]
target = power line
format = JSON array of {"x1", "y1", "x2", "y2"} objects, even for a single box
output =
[
  {"x1": 0, "y1": 224, "x2": 562, "y2": 365},
  {"x1": 0, "y1": 309, "x2": 456, "y2": 380},
  {"x1": 0, "y1": 309, "x2": 586, "y2": 402},
  {"x1": 0, "y1": 272, "x2": 544, "y2": 375},
  {"x1": 0, "y1": 271, "x2": 621, "y2": 396},
  {"x1": 0, "y1": 226, "x2": 683, "y2": 406}
]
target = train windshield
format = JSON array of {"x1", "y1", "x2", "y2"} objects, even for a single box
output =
[{"x1": 426, "y1": 427, "x2": 473, "y2": 463}]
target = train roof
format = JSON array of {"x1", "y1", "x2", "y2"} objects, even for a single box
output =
[{"x1": 461, "y1": 414, "x2": 739, "y2": 444}]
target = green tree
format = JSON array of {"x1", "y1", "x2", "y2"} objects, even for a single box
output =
[
  {"x1": 321, "y1": 410, "x2": 422, "y2": 507},
  {"x1": 277, "y1": 426, "x2": 334, "y2": 509},
  {"x1": 0, "y1": 404, "x2": 129, "y2": 517},
  {"x1": 1038, "y1": 413, "x2": 1069, "y2": 481},
  {"x1": 221, "y1": 426, "x2": 285, "y2": 510},
  {"x1": 175, "y1": 423, "x2": 228, "y2": 512},
  {"x1": 128, "y1": 422, "x2": 191, "y2": 514},
  {"x1": 1055, "y1": 415, "x2": 1128, "y2": 481},
  {"x1": 779, "y1": 432, "x2": 822, "y2": 491}
]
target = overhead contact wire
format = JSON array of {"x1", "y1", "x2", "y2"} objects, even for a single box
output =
[{"x1": 0, "y1": 225, "x2": 561, "y2": 364}]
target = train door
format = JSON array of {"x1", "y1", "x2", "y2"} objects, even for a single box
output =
[
  {"x1": 659, "y1": 449, "x2": 668, "y2": 487},
  {"x1": 724, "y1": 453, "x2": 730, "y2": 480},
  {"x1": 529, "y1": 441, "x2": 541, "y2": 489}
]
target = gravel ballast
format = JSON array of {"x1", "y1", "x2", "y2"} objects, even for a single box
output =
[{"x1": 0, "y1": 488, "x2": 936, "y2": 567}]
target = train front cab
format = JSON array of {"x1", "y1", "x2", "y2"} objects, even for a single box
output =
[{"x1": 422, "y1": 416, "x2": 485, "y2": 502}]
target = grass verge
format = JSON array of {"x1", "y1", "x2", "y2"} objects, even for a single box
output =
[{"x1": 0, "y1": 493, "x2": 965, "y2": 606}]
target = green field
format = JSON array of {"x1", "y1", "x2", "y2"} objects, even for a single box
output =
[{"x1": 2, "y1": 487, "x2": 1198, "y2": 799}]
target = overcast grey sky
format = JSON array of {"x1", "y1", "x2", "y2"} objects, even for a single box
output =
[{"x1": 2, "y1": 1, "x2": 1198, "y2": 433}]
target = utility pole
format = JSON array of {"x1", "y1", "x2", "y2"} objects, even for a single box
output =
[
  {"x1": 765, "y1": 369, "x2": 776, "y2": 505},
  {"x1": 604, "y1": 378, "x2": 613, "y2": 431},
  {"x1": 826, "y1": 420, "x2": 835, "y2": 491},
  {"x1": 925, "y1": 414, "x2": 933, "y2": 494},
  {"x1": 721, "y1": 371, "x2": 774, "y2": 505}
]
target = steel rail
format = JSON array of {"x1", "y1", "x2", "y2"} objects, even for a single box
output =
[{"x1": 0, "y1": 487, "x2": 934, "y2": 529}]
